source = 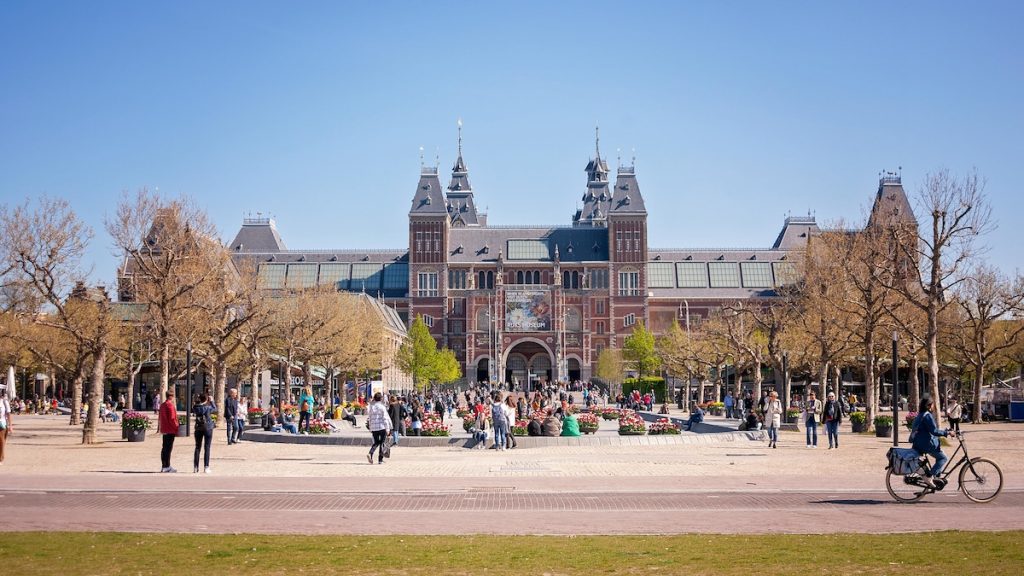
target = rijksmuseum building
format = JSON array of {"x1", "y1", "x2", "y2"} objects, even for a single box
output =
[{"x1": 229, "y1": 133, "x2": 911, "y2": 388}]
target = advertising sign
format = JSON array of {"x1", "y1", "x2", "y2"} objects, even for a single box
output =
[{"x1": 505, "y1": 290, "x2": 552, "y2": 332}]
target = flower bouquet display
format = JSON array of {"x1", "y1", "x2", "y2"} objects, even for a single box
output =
[
  {"x1": 849, "y1": 411, "x2": 867, "y2": 433},
  {"x1": 648, "y1": 417, "x2": 681, "y2": 435},
  {"x1": 420, "y1": 413, "x2": 450, "y2": 436},
  {"x1": 307, "y1": 418, "x2": 332, "y2": 435},
  {"x1": 511, "y1": 419, "x2": 529, "y2": 436},
  {"x1": 122, "y1": 410, "x2": 151, "y2": 442},
  {"x1": 576, "y1": 412, "x2": 600, "y2": 434},
  {"x1": 463, "y1": 413, "x2": 491, "y2": 432},
  {"x1": 618, "y1": 411, "x2": 647, "y2": 435},
  {"x1": 247, "y1": 406, "x2": 265, "y2": 425},
  {"x1": 597, "y1": 407, "x2": 620, "y2": 420},
  {"x1": 904, "y1": 412, "x2": 918, "y2": 429}
]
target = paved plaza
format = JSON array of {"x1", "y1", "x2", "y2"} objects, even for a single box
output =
[{"x1": 2, "y1": 413, "x2": 1022, "y2": 534}]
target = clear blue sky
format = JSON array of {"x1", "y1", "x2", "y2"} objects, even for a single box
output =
[{"x1": 2, "y1": 1, "x2": 1021, "y2": 287}]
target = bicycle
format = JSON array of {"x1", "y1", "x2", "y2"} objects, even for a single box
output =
[{"x1": 886, "y1": 431, "x2": 1003, "y2": 503}]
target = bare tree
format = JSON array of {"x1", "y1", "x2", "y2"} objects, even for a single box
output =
[
  {"x1": 950, "y1": 265, "x2": 1024, "y2": 422},
  {"x1": 885, "y1": 170, "x2": 993, "y2": 420},
  {"x1": 106, "y1": 189, "x2": 224, "y2": 405},
  {"x1": 0, "y1": 197, "x2": 116, "y2": 443}
]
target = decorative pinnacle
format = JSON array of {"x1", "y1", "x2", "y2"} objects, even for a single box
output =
[
  {"x1": 595, "y1": 124, "x2": 601, "y2": 158},
  {"x1": 457, "y1": 118, "x2": 463, "y2": 156},
  {"x1": 419, "y1": 146, "x2": 424, "y2": 167}
]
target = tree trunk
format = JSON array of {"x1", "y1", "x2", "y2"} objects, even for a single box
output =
[
  {"x1": 69, "y1": 363, "x2": 85, "y2": 426},
  {"x1": 832, "y1": 364, "x2": 841, "y2": 399},
  {"x1": 927, "y1": 309, "x2": 942, "y2": 422},
  {"x1": 249, "y1": 358, "x2": 260, "y2": 408},
  {"x1": 973, "y1": 360, "x2": 984, "y2": 424},
  {"x1": 82, "y1": 346, "x2": 105, "y2": 444},
  {"x1": 816, "y1": 362, "x2": 829, "y2": 401},
  {"x1": 215, "y1": 360, "x2": 227, "y2": 420},
  {"x1": 713, "y1": 363, "x2": 722, "y2": 403},
  {"x1": 159, "y1": 343, "x2": 170, "y2": 404},
  {"x1": 908, "y1": 355, "x2": 920, "y2": 414},
  {"x1": 753, "y1": 360, "x2": 763, "y2": 402},
  {"x1": 864, "y1": 338, "x2": 876, "y2": 422}
]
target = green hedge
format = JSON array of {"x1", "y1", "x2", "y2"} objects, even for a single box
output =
[{"x1": 622, "y1": 377, "x2": 667, "y2": 403}]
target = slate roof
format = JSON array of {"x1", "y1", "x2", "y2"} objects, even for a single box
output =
[
  {"x1": 409, "y1": 167, "x2": 447, "y2": 216},
  {"x1": 771, "y1": 216, "x2": 821, "y2": 249},
  {"x1": 574, "y1": 154, "x2": 613, "y2": 226},
  {"x1": 446, "y1": 153, "x2": 481, "y2": 227},
  {"x1": 868, "y1": 175, "x2": 916, "y2": 229},
  {"x1": 608, "y1": 166, "x2": 647, "y2": 215},
  {"x1": 228, "y1": 218, "x2": 288, "y2": 252},
  {"x1": 447, "y1": 226, "x2": 609, "y2": 263}
]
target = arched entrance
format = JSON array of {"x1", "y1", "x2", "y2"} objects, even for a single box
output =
[
  {"x1": 567, "y1": 358, "x2": 581, "y2": 383},
  {"x1": 476, "y1": 357, "x2": 490, "y2": 383},
  {"x1": 504, "y1": 339, "x2": 553, "y2": 391}
]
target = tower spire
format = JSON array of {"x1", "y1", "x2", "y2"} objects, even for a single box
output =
[
  {"x1": 595, "y1": 124, "x2": 601, "y2": 158},
  {"x1": 457, "y1": 118, "x2": 463, "y2": 157}
]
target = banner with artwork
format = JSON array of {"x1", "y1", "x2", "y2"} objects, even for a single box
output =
[{"x1": 505, "y1": 290, "x2": 552, "y2": 332}]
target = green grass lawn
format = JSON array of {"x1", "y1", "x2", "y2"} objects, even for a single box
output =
[{"x1": 1, "y1": 531, "x2": 1019, "y2": 575}]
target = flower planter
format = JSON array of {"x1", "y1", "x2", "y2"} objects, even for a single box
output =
[
  {"x1": 176, "y1": 425, "x2": 189, "y2": 437},
  {"x1": 851, "y1": 421, "x2": 867, "y2": 433},
  {"x1": 875, "y1": 424, "x2": 892, "y2": 437},
  {"x1": 249, "y1": 414, "x2": 264, "y2": 425},
  {"x1": 125, "y1": 428, "x2": 146, "y2": 442},
  {"x1": 579, "y1": 425, "x2": 599, "y2": 435},
  {"x1": 618, "y1": 430, "x2": 646, "y2": 436}
]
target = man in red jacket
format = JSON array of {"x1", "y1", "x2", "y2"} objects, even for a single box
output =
[{"x1": 158, "y1": 390, "x2": 179, "y2": 473}]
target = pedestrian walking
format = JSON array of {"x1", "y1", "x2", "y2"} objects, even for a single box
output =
[
  {"x1": 823, "y1": 392, "x2": 843, "y2": 449},
  {"x1": 192, "y1": 392, "x2": 216, "y2": 474},
  {"x1": 298, "y1": 385, "x2": 315, "y2": 434},
  {"x1": 224, "y1": 388, "x2": 240, "y2": 445},
  {"x1": 724, "y1": 392, "x2": 735, "y2": 419},
  {"x1": 946, "y1": 397, "x2": 963, "y2": 434},
  {"x1": 158, "y1": 390, "x2": 179, "y2": 472},
  {"x1": 803, "y1": 391, "x2": 822, "y2": 448},
  {"x1": 367, "y1": 392, "x2": 392, "y2": 464},
  {"x1": 236, "y1": 395, "x2": 247, "y2": 442},
  {"x1": 764, "y1": 391, "x2": 782, "y2": 448},
  {"x1": 490, "y1": 392, "x2": 508, "y2": 450},
  {"x1": 389, "y1": 395, "x2": 404, "y2": 445},
  {"x1": 0, "y1": 390, "x2": 12, "y2": 465}
]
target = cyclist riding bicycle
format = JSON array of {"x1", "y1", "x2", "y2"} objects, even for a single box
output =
[{"x1": 911, "y1": 396, "x2": 954, "y2": 488}]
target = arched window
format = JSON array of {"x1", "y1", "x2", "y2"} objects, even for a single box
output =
[
  {"x1": 571, "y1": 270, "x2": 579, "y2": 289},
  {"x1": 478, "y1": 271, "x2": 486, "y2": 290},
  {"x1": 563, "y1": 271, "x2": 570, "y2": 287},
  {"x1": 486, "y1": 271, "x2": 494, "y2": 289},
  {"x1": 533, "y1": 270, "x2": 540, "y2": 284},
  {"x1": 516, "y1": 270, "x2": 525, "y2": 284}
]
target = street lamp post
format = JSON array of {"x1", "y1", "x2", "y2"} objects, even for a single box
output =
[
  {"x1": 185, "y1": 343, "x2": 192, "y2": 436},
  {"x1": 892, "y1": 332, "x2": 899, "y2": 447}
]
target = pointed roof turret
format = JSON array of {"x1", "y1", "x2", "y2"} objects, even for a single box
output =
[
  {"x1": 574, "y1": 125, "x2": 613, "y2": 227},
  {"x1": 868, "y1": 169, "x2": 916, "y2": 230},
  {"x1": 446, "y1": 119, "x2": 481, "y2": 227}
]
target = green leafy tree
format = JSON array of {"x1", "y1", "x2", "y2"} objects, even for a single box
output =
[
  {"x1": 397, "y1": 316, "x2": 461, "y2": 391},
  {"x1": 593, "y1": 347, "x2": 625, "y2": 396},
  {"x1": 623, "y1": 320, "x2": 660, "y2": 380},
  {"x1": 432, "y1": 348, "x2": 462, "y2": 386}
]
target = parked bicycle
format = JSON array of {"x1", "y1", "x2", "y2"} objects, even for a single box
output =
[{"x1": 886, "y1": 431, "x2": 1002, "y2": 503}]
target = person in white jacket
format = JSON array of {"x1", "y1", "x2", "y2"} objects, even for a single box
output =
[
  {"x1": 502, "y1": 395, "x2": 518, "y2": 449},
  {"x1": 764, "y1": 390, "x2": 783, "y2": 449}
]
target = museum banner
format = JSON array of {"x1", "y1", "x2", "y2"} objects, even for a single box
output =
[{"x1": 505, "y1": 289, "x2": 552, "y2": 332}]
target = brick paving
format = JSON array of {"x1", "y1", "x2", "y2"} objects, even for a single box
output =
[{"x1": 2, "y1": 414, "x2": 1022, "y2": 534}]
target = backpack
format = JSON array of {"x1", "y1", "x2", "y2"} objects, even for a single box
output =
[
  {"x1": 194, "y1": 410, "x2": 207, "y2": 433},
  {"x1": 491, "y1": 403, "x2": 507, "y2": 427}
]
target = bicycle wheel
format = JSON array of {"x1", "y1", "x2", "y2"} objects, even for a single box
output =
[
  {"x1": 959, "y1": 458, "x2": 1003, "y2": 503},
  {"x1": 886, "y1": 470, "x2": 928, "y2": 503}
]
